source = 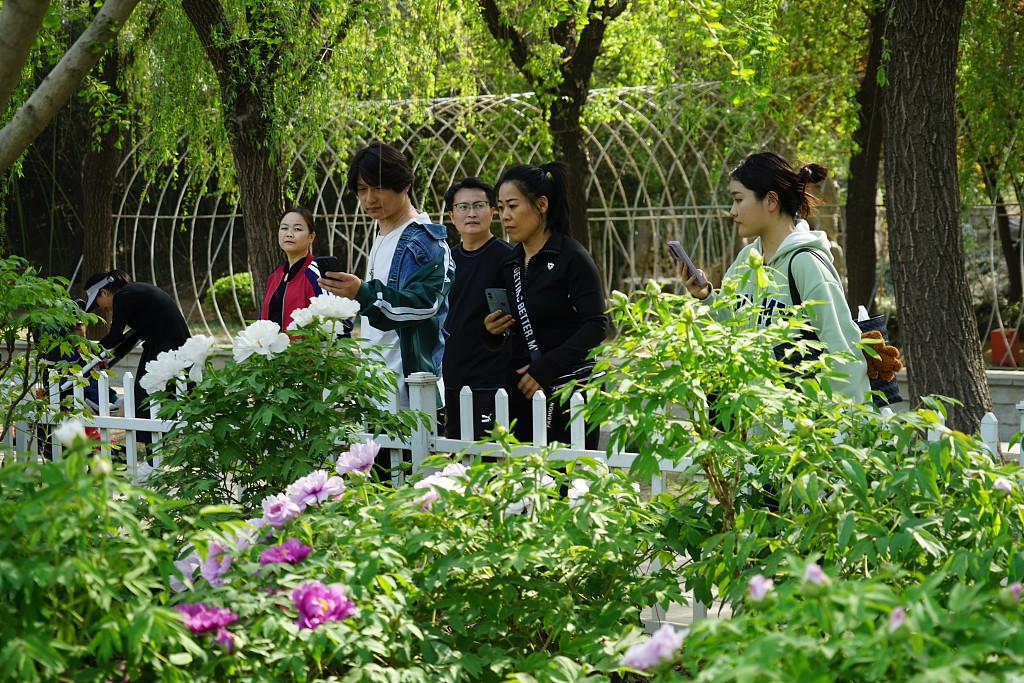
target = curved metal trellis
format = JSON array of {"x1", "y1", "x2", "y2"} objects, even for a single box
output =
[{"x1": 112, "y1": 83, "x2": 844, "y2": 339}]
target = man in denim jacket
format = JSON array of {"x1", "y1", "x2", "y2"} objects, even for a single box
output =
[{"x1": 318, "y1": 142, "x2": 453, "y2": 411}]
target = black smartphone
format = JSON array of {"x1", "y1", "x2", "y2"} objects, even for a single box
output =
[
  {"x1": 485, "y1": 288, "x2": 512, "y2": 316},
  {"x1": 314, "y1": 255, "x2": 342, "y2": 280},
  {"x1": 667, "y1": 240, "x2": 707, "y2": 288}
]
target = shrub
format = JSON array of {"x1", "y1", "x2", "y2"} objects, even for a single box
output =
[
  {"x1": 164, "y1": 438, "x2": 686, "y2": 682},
  {"x1": 0, "y1": 433, "x2": 203, "y2": 682},
  {"x1": 0, "y1": 255, "x2": 95, "y2": 443},
  {"x1": 203, "y1": 272, "x2": 257, "y2": 324},
  {"x1": 147, "y1": 297, "x2": 422, "y2": 512}
]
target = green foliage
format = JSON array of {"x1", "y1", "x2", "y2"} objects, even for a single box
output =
[
  {"x1": 669, "y1": 568, "x2": 1024, "y2": 681},
  {"x1": 203, "y1": 272, "x2": 257, "y2": 324},
  {"x1": 149, "y1": 317, "x2": 421, "y2": 513},
  {"x1": 167, "y1": 441, "x2": 683, "y2": 682},
  {"x1": 0, "y1": 442, "x2": 203, "y2": 682},
  {"x1": 0, "y1": 255, "x2": 96, "y2": 442}
]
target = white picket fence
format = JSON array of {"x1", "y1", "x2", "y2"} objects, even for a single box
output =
[{"x1": 3, "y1": 370, "x2": 1022, "y2": 480}]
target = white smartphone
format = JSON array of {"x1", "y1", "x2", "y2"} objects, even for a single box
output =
[
  {"x1": 667, "y1": 240, "x2": 707, "y2": 288},
  {"x1": 485, "y1": 288, "x2": 512, "y2": 316}
]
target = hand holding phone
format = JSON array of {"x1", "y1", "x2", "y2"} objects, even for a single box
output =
[
  {"x1": 485, "y1": 288, "x2": 512, "y2": 316},
  {"x1": 667, "y1": 240, "x2": 708, "y2": 288},
  {"x1": 314, "y1": 255, "x2": 342, "y2": 281}
]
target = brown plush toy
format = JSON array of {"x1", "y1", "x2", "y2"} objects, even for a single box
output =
[{"x1": 861, "y1": 330, "x2": 902, "y2": 381}]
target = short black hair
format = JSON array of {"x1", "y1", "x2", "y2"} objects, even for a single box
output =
[
  {"x1": 442, "y1": 177, "x2": 496, "y2": 213},
  {"x1": 345, "y1": 141, "x2": 416, "y2": 204}
]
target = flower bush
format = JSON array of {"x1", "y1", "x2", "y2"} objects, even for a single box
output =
[
  {"x1": 146, "y1": 296, "x2": 423, "y2": 510},
  {"x1": 0, "y1": 435, "x2": 202, "y2": 682},
  {"x1": 162, "y1": 434, "x2": 685, "y2": 681}
]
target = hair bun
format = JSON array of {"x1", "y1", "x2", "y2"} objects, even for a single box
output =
[{"x1": 799, "y1": 163, "x2": 828, "y2": 185}]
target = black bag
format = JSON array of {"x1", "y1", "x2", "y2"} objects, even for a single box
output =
[{"x1": 780, "y1": 248, "x2": 903, "y2": 407}]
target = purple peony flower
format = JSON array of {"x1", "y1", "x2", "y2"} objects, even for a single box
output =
[
  {"x1": 888, "y1": 606, "x2": 906, "y2": 633},
  {"x1": 993, "y1": 477, "x2": 1013, "y2": 494},
  {"x1": 1010, "y1": 582, "x2": 1023, "y2": 601},
  {"x1": 286, "y1": 470, "x2": 346, "y2": 510},
  {"x1": 174, "y1": 602, "x2": 237, "y2": 634},
  {"x1": 413, "y1": 472, "x2": 466, "y2": 510},
  {"x1": 171, "y1": 550, "x2": 201, "y2": 592},
  {"x1": 747, "y1": 574, "x2": 774, "y2": 602},
  {"x1": 199, "y1": 542, "x2": 233, "y2": 586},
  {"x1": 620, "y1": 624, "x2": 686, "y2": 670},
  {"x1": 336, "y1": 439, "x2": 380, "y2": 475},
  {"x1": 291, "y1": 581, "x2": 356, "y2": 630},
  {"x1": 262, "y1": 493, "x2": 301, "y2": 528},
  {"x1": 802, "y1": 563, "x2": 831, "y2": 586},
  {"x1": 259, "y1": 537, "x2": 314, "y2": 566},
  {"x1": 215, "y1": 627, "x2": 235, "y2": 653}
]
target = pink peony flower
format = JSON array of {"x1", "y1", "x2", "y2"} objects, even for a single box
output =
[
  {"x1": 620, "y1": 624, "x2": 686, "y2": 670},
  {"x1": 286, "y1": 470, "x2": 346, "y2": 510},
  {"x1": 413, "y1": 472, "x2": 465, "y2": 510},
  {"x1": 888, "y1": 606, "x2": 906, "y2": 633},
  {"x1": 993, "y1": 477, "x2": 1013, "y2": 494},
  {"x1": 174, "y1": 602, "x2": 237, "y2": 633},
  {"x1": 259, "y1": 537, "x2": 314, "y2": 566},
  {"x1": 747, "y1": 574, "x2": 774, "y2": 602},
  {"x1": 291, "y1": 581, "x2": 356, "y2": 630},
  {"x1": 1010, "y1": 582, "x2": 1023, "y2": 601},
  {"x1": 199, "y1": 542, "x2": 233, "y2": 586},
  {"x1": 262, "y1": 493, "x2": 301, "y2": 528},
  {"x1": 336, "y1": 439, "x2": 380, "y2": 475},
  {"x1": 802, "y1": 563, "x2": 831, "y2": 586}
]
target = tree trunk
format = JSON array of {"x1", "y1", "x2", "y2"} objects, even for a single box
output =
[
  {"x1": 844, "y1": 7, "x2": 885, "y2": 312},
  {"x1": 228, "y1": 107, "x2": 285, "y2": 298},
  {"x1": 81, "y1": 53, "x2": 123, "y2": 340},
  {"x1": 883, "y1": 0, "x2": 990, "y2": 433},
  {"x1": 549, "y1": 100, "x2": 592, "y2": 251},
  {"x1": 181, "y1": 0, "x2": 284, "y2": 298},
  {"x1": 980, "y1": 156, "x2": 1020, "y2": 303}
]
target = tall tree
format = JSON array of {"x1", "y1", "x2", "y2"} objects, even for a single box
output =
[
  {"x1": 476, "y1": 0, "x2": 629, "y2": 238},
  {"x1": 843, "y1": 4, "x2": 886, "y2": 311},
  {"x1": 882, "y1": 0, "x2": 990, "y2": 432}
]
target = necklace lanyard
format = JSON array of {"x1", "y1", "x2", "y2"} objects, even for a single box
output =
[{"x1": 368, "y1": 209, "x2": 418, "y2": 280}]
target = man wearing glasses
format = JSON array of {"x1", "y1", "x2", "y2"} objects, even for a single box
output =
[{"x1": 441, "y1": 177, "x2": 512, "y2": 440}]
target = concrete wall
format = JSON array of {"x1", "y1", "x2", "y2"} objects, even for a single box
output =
[{"x1": 894, "y1": 370, "x2": 1024, "y2": 443}]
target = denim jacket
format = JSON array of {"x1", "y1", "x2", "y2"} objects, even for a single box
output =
[{"x1": 354, "y1": 219, "x2": 453, "y2": 400}]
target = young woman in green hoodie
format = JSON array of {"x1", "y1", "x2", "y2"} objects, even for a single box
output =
[{"x1": 682, "y1": 151, "x2": 869, "y2": 402}]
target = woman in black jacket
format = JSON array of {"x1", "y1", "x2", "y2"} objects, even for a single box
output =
[{"x1": 483, "y1": 162, "x2": 607, "y2": 448}]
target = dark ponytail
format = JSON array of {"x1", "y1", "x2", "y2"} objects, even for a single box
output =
[
  {"x1": 731, "y1": 152, "x2": 828, "y2": 219},
  {"x1": 496, "y1": 161, "x2": 572, "y2": 235}
]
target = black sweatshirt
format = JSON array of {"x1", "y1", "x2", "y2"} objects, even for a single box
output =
[
  {"x1": 100, "y1": 282, "x2": 191, "y2": 359},
  {"x1": 443, "y1": 237, "x2": 514, "y2": 390},
  {"x1": 485, "y1": 231, "x2": 608, "y2": 390}
]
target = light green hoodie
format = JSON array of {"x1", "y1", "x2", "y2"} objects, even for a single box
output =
[{"x1": 708, "y1": 221, "x2": 871, "y2": 402}]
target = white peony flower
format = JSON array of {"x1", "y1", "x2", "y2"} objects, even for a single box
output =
[
  {"x1": 567, "y1": 478, "x2": 590, "y2": 508},
  {"x1": 319, "y1": 319, "x2": 349, "y2": 337},
  {"x1": 177, "y1": 335, "x2": 218, "y2": 382},
  {"x1": 139, "y1": 348, "x2": 189, "y2": 394},
  {"x1": 233, "y1": 320, "x2": 289, "y2": 362},
  {"x1": 286, "y1": 307, "x2": 315, "y2": 331},
  {"x1": 307, "y1": 293, "x2": 360, "y2": 320},
  {"x1": 54, "y1": 418, "x2": 86, "y2": 447}
]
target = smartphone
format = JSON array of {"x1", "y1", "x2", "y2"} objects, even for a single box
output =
[
  {"x1": 314, "y1": 255, "x2": 342, "y2": 280},
  {"x1": 485, "y1": 288, "x2": 512, "y2": 316},
  {"x1": 667, "y1": 240, "x2": 707, "y2": 288}
]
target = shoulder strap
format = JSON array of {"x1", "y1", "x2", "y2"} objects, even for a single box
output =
[{"x1": 785, "y1": 247, "x2": 831, "y2": 306}]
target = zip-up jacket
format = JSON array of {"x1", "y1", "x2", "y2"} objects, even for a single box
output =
[
  {"x1": 354, "y1": 219, "x2": 453, "y2": 388},
  {"x1": 484, "y1": 231, "x2": 608, "y2": 390},
  {"x1": 260, "y1": 252, "x2": 323, "y2": 332}
]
